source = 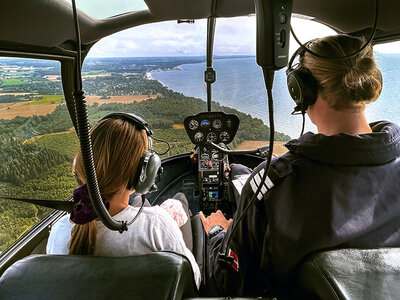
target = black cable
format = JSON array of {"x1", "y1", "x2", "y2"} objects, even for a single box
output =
[
  {"x1": 151, "y1": 136, "x2": 171, "y2": 156},
  {"x1": 220, "y1": 69, "x2": 275, "y2": 259},
  {"x1": 208, "y1": 141, "x2": 269, "y2": 157},
  {"x1": 71, "y1": 0, "x2": 127, "y2": 232},
  {"x1": 126, "y1": 194, "x2": 146, "y2": 226},
  {"x1": 300, "y1": 113, "x2": 306, "y2": 137},
  {"x1": 291, "y1": 0, "x2": 379, "y2": 60}
]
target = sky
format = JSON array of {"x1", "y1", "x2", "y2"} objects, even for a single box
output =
[{"x1": 87, "y1": 16, "x2": 400, "y2": 58}]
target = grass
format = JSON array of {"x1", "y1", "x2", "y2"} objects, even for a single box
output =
[
  {"x1": 1, "y1": 78, "x2": 24, "y2": 85},
  {"x1": 27, "y1": 95, "x2": 64, "y2": 105}
]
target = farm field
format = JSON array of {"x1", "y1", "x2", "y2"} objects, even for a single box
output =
[
  {"x1": 1, "y1": 78, "x2": 25, "y2": 85},
  {"x1": 27, "y1": 95, "x2": 64, "y2": 105},
  {"x1": 85, "y1": 94, "x2": 160, "y2": 105},
  {"x1": 237, "y1": 140, "x2": 288, "y2": 155},
  {"x1": 0, "y1": 94, "x2": 161, "y2": 119},
  {"x1": 0, "y1": 102, "x2": 58, "y2": 119}
]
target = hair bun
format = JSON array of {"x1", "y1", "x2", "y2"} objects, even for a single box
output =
[{"x1": 342, "y1": 57, "x2": 381, "y2": 102}]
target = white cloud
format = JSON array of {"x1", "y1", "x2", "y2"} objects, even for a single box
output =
[
  {"x1": 374, "y1": 42, "x2": 400, "y2": 53},
  {"x1": 87, "y1": 16, "x2": 400, "y2": 57}
]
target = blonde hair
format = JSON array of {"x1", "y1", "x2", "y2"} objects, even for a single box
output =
[
  {"x1": 69, "y1": 118, "x2": 148, "y2": 255},
  {"x1": 300, "y1": 34, "x2": 382, "y2": 111}
]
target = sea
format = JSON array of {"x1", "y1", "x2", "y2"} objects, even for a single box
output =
[{"x1": 151, "y1": 54, "x2": 400, "y2": 139}]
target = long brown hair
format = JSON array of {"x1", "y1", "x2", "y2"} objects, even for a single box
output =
[
  {"x1": 69, "y1": 118, "x2": 147, "y2": 255},
  {"x1": 301, "y1": 34, "x2": 382, "y2": 111}
]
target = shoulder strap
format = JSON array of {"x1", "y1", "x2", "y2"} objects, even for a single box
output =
[{"x1": 248, "y1": 155, "x2": 295, "y2": 201}]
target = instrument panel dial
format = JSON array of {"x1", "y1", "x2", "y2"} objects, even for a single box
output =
[
  {"x1": 213, "y1": 119, "x2": 223, "y2": 129},
  {"x1": 194, "y1": 132, "x2": 204, "y2": 142},
  {"x1": 219, "y1": 131, "x2": 230, "y2": 142},
  {"x1": 188, "y1": 119, "x2": 199, "y2": 130},
  {"x1": 207, "y1": 132, "x2": 217, "y2": 143},
  {"x1": 201, "y1": 119, "x2": 211, "y2": 128}
]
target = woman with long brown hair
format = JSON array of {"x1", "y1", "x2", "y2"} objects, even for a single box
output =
[{"x1": 46, "y1": 114, "x2": 200, "y2": 288}]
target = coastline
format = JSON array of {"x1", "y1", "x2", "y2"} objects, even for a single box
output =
[
  {"x1": 145, "y1": 55, "x2": 400, "y2": 138},
  {"x1": 147, "y1": 57, "x2": 308, "y2": 138}
]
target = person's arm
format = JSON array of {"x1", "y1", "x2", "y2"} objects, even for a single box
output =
[
  {"x1": 200, "y1": 159, "x2": 275, "y2": 296},
  {"x1": 46, "y1": 214, "x2": 74, "y2": 254},
  {"x1": 200, "y1": 210, "x2": 245, "y2": 295}
]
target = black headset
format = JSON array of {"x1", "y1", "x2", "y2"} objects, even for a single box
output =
[
  {"x1": 286, "y1": 39, "x2": 384, "y2": 115},
  {"x1": 286, "y1": 41, "x2": 318, "y2": 114},
  {"x1": 101, "y1": 112, "x2": 162, "y2": 195}
]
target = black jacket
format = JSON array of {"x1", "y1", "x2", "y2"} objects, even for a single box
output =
[{"x1": 208, "y1": 121, "x2": 400, "y2": 297}]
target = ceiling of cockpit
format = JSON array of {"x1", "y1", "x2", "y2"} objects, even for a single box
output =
[{"x1": 0, "y1": 0, "x2": 399, "y2": 57}]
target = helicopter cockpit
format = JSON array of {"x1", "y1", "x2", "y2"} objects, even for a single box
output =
[{"x1": 1, "y1": 0, "x2": 400, "y2": 299}]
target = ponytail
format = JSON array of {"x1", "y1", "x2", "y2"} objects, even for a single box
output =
[{"x1": 69, "y1": 221, "x2": 97, "y2": 255}]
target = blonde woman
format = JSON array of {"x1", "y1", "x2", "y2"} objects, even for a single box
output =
[
  {"x1": 47, "y1": 114, "x2": 200, "y2": 288},
  {"x1": 201, "y1": 35, "x2": 400, "y2": 297}
]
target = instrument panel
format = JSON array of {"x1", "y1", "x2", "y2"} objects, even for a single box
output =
[
  {"x1": 184, "y1": 112, "x2": 240, "y2": 214},
  {"x1": 184, "y1": 112, "x2": 240, "y2": 146}
]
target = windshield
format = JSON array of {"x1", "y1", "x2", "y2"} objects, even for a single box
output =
[
  {"x1": 0, "y1": 17, "x2": 399, "y2": 253},
  {"x1": 64, "y1": 0, "x2": 149, "y2": 19}
]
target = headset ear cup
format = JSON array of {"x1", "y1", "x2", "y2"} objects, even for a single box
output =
[
  {"x1": 287, "y1": 67, "x2": 318, "y2": 113},
  {"x1": 129, "y1": 152, "x2": 162, "y2": 195}
]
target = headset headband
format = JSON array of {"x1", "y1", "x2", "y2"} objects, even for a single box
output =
[
  {"x1": 101, "y1": 112, "x2": 153, "y2": 149},
  {"x1": 286, "y1": 39, "x2": 317, "y2": 75}
]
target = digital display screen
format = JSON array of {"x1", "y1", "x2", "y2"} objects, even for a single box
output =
[{"x1": 209, "y1": 190, "x2": 218, "y2": 199}]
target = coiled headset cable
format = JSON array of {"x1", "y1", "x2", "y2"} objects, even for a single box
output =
[{"x1": 219, "y1": 69, "x2": 275, "y2": 262}]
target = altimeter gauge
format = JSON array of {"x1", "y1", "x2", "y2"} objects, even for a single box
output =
[{"x1": 213, "y1": 119, "x2": 223, "y2": 129}]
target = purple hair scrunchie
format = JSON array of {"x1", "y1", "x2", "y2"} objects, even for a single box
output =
[{"x1": 70, "y1": 184, "x2": 110, "y2": 225}]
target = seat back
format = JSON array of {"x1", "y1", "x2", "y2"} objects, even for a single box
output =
[
  {"x1": 0, "y1": 251, "x2": 197, "y2": 300},
  {"x1": 295, "y1": 248, "x2": 400, "y2": 300}
]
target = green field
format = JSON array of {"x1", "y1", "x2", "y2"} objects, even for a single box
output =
[
  {"x1": 27, "y1": 95, "x2": 64, "y2": 105},
  {"x1": 1, "y1": 78, "x2": 25, "y2": 85}
]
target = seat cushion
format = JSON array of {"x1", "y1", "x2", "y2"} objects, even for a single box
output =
[
  {"x1": 0, "y1": 251, "x2": 198, "y2": 300},
  {"x1": 296, "y1": 248, "x2": 400, "y2": 300}
]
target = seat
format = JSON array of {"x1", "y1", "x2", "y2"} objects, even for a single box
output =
[
  {"x1": 0, "y1": 251, "x2": 198, "y2": 300},
  {"x1": 191, "y1": 214, "x2": 206, "y2": 277},
  {"x1": 295, "y1": 248, "x2": 400, "y2": 300}
]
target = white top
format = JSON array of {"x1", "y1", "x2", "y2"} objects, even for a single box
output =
[{"x1": 47, "y1": 206, "x2": 201, "y2": 288}]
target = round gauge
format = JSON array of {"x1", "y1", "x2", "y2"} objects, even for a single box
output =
[
  {"x1": 200, "y1": 119, "x2": 211, "y2": 128},
  {"x1": 207, "y1": 132, "x2": 217, "y2": 143},
  {"x1": 194, "y1": 132, "x2": 204, "y2": 143},
  {"x1": 201, "y1": 153, "x2": 209, "y2": 160},
  {"x1": 188, "y1": 119, "x2": 199, "y2": 130},
  {"x1": 213, "y1": 119, "x2": 223, "y2": 129},
  {"x1": 219, "y1": 131, "x2": 230, "y2": 142},
  {"x1": 226, "y1": 119, "x2": 232, "y2": 128}
]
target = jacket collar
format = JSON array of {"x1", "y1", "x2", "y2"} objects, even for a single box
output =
[{"x1": 284, "y1": 121, "x2": 400, "y2": 165}]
